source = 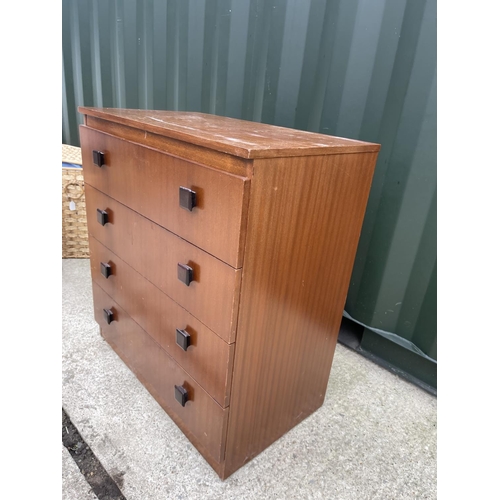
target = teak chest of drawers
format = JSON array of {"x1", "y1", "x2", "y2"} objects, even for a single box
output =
[{"x1": 78, "y1": 107, "x2": 380, "y2": 479}]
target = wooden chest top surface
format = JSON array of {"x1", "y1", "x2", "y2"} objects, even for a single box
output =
[{"x1": 79, "y1": 107, "x2": 380, "y2": 159}]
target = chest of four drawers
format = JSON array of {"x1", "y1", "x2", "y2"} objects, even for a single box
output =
[
  {"x1": 81, "y1": 127, "x2": 248, "y2": 465},
  {"x1": 78, "y1": 107, "x2": 380, "y2": 479}
]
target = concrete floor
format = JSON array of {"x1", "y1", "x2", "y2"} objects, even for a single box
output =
[{"x1": 62, "y1": 259, "x2": 436, "y2": 500}]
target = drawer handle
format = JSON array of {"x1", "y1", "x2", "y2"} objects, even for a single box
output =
[
  {"x1": 103, "y1": 308, "x2": 114, "y2": 325},
  {"x1": 100, "y1": 262, "x2": 112, "y2": 279},
  {"x1": 174, "y1": 385, "x2": 189, "y2": 407},
  {"x1": 92, "y1": 150, "x2": 105, "y2": 167},
  {"x1": 97, "y1": 208, "x2": 109, "y2": 226},
  {"x1": 179, "y1": 187, "x2": 197, "y2": 211},
  {"x1": 176, "y1": 329, "x2": 191, "y2": 351},
  {"x1": 177, "y1": 263, "x2": 193, "y2": 286}
]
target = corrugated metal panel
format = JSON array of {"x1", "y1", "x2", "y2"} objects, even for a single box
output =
[{"x1": 62, "y1": 0, "x2": 436, "y2": 368}]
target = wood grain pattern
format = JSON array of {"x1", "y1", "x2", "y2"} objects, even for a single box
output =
[
  {"x1": 85, "y1": 185, "x2": 241, "y2": 342},
  {"x1": 221, "y1": 152, "x2": 378, "y2": 478},
  {"x1": 85, "y1": 116, "x2": 252, "y2": 177},
  {"x1": 79, "y1": 107, "x2": 380, "y2": 159},
  {"x1": 89, "y1": 236, "x2": 235, "y2": 407},
  {"x1": 92, "y1": 283, "x2": 229, "y2": 464},
  {"x1": 80, "y1": 126, "x2": 250, "y2": 268}
]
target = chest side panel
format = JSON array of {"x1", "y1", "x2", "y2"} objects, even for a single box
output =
[{"x1": 222, "y1": 152, "x2": 379, "y2": 478}]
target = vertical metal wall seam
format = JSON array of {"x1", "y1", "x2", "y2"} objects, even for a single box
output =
[
  {"x1": 111, "y1": 0, "x2": 126, "y2": 107},
  {"x1": 274, "y1": 0, "x2": 309, "y2": 127},
  {"x1": 69, "y1": 0, "x2": 84, "y2": 126},
  {"x1": 172, "y1": 0, "x2": 180, "y2": 110},
  {"x1": 187, "y1": 0, "x2": 205, "y2": 111},
  {"x1": 90, "y1": 0, "x2": 103, "y2": 108},
  {"x1": 62, "y1": 50, "x2": 71, "y2": 144},
  {"x1": 138, "y1": 0, "x2": 154, "y2": 109},
  {"x1": 251, "y1": 0, "x2": 273, "y2": 122},
  {"x1": 319, "y1": 0, "x2": 360, "y2": 134},
  {"x1": 225, "y1": 0, "x2": 251, "y2": 118}
]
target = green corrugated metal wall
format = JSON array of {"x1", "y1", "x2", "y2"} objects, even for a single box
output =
[{"x1": 62, "y1": 0, "x2": 437, "y2": 389}]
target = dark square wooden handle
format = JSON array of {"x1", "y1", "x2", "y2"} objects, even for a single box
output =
[
  {"x1": 179, "y1": 187, "x2": 197, "y2": 211},
  {"x1": 174, "y1": 385, "x2": 189, "y2": 407},
  {"x1": 177, "y1": 263, "x2": 193, "y2": 286},
  {"x1": 93, "y1": 150, "x2": 105, "y2": 167},
  {"x1": 100, "y1": 262, "x2": 112, "y2": 279},
  {"x1": 103, "y1": 308, "x2": 114, "y2": 325},
  {"x1": 97, "y1": 208, "x2": 109, "y2": 226},
  {"x1": 176, "y1": 329, "x2": 191, "y2": 351}
]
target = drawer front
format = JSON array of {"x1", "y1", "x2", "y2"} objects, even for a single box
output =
[
  {"x1": 80, "y1": 126, "x2": 249, "y2": 268},
  {"x1": 93, "y1": 283, "x2": 229, "y2": 463},
  {"x1": 86, "y1": 185, "x2": 240, "y2": 342},
  {"x1": 90, "y1": 235, "x2": 234, "y2": 407}
]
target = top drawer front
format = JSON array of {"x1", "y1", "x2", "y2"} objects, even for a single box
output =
[{"x1": 80, "y1": 126, "x2": 249, "y2": 268}]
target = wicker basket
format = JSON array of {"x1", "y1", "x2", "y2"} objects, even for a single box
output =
[{"x1": 62, "y1": 145, "x2": 89, "y2": 258}]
